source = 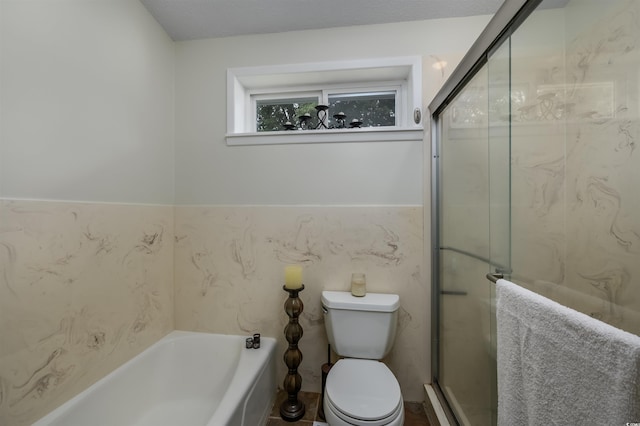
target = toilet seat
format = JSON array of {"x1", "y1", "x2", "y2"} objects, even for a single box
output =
[
  {"x1": 325, "y1": 392, "x2": 404, "y2": 426},
  {"x1": 325, "y1": 359, "x2": 403, "y2": 425}
]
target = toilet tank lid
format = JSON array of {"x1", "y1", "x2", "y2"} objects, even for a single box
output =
[{"x1": 322, "y1": 291, "x2": 399, "y2": 312}]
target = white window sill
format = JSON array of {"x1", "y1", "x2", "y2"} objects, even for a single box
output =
[{"x1": 225, "y1": 127, "x2": 424, "y2": 146}]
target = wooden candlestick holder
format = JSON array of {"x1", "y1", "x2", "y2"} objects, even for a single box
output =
[{"x1": 280, "y1": 284, "x2": 305, "y2": 422}]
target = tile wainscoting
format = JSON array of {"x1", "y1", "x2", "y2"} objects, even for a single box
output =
[
  {"x1": 0, "y1": 201, "x2": 426, "y2": 425},
  {"x1": 174, "y1": 205, "x2": 427, "y2": 401},
  {"x1": 0, "y1": 200, "x2": 175, "y2": 426}
]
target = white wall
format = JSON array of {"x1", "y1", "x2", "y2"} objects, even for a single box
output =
[
  {"x1": 0, "y1": 0, "x2": 175, "y2": 204},
  {"x1": 1, "y1": 3, "x2": 489, "y2": 207},
  {"x1": 0, "y1": 2, "x2": 176, "y2": 424},
  {"x1": 174, "y1": 16, "x2": 492, "y2": 205}
]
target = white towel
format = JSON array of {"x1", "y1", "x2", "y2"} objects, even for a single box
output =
[{"x1": 496, "y1": 278, "x2": 640, "y2": 426}]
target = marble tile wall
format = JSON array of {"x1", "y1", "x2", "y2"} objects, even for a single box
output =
[
  {"x1": 0, "y1": 200, "x2": 174, "y2": 426},
  {"x1": 0, "y1": 201, "x2": 426, "y2": 424},
  {"x1": 509, "y1": 0, "x2": 640, "y2": 336},
  {"x1": 174, "y1": 205, "x2": 427, "y2": 402},
  {"x1": 562, "y1": 0, "x2": 640, "y2": 335}
]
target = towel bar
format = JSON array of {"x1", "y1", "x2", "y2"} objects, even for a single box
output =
[
  {"x1": 441, "y1": 290, "x2": 468, "y2": 296},
  {"x1": 486, "y1": 273, "x2": 504, "y2": 283}
]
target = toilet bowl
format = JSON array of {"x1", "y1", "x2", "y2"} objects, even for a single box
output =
[
  {"x1": 321, "y1": 291, "x2": 404, "y2": 426},
  {"x1": 323, "y1": 359, "x2": 404, "y2": 426}
]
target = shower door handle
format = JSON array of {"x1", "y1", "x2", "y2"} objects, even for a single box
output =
[{"x1": 486, "y1": 273, "x2": 504, "y2": 283}]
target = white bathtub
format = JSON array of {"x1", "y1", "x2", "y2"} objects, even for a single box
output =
[{"x1": 33, "y1": 331, "x2": 277, "y2": 426}]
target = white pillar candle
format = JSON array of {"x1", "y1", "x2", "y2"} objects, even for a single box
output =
[{"x1": 284, "y1": 265, "x2": 303, "y2": 290}]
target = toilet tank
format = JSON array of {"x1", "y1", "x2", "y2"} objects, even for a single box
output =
[{"x1": 322, "y1": 291, "x2": 400, "y2": 359}]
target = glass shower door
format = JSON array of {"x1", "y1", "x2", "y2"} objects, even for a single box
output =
[
  {"x1": 433, "y1": 1, "x2": 640, "y2": 424},
  {"x1": 435, "y1": 32, "x2": 513, "y2": 425},
  {"x1": 436, "y1": 65, "x2": 495, "y2": 426}
]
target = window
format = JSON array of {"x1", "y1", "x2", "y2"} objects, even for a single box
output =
[
  {"x1": 255, "y1": 95, "x2": 317, "y2": 132},
  {"x1": 254, "y1": 88, "x2": 399, "y2": 131},
  {"x1": 227, "y1": 57, "x2": 423, "y2": 145},
  {"x1": 328, "y1": 91, "x2": 397, "y2": 128}
]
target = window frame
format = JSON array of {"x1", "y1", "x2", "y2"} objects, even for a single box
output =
[{"x1": 227, "y1": 57, "x2": 424, "y2": 145}]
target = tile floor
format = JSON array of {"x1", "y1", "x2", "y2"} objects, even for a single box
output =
[{"x1": 266, "y1": 390, "x2": 431, "y2": 426}]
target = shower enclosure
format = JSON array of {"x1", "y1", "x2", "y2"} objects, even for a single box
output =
[{"x1": 429, "y1": 0, "x2": 640, "y2": 424}]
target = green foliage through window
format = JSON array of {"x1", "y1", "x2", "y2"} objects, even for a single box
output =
[
  {"x1": 256, "y1": 98, "x2": 317, "y2": 131},
  {"x1": 328, "y1": 92, "x2": 396, "y2": 127}
]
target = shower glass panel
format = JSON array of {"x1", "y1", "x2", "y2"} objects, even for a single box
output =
[
  {"x1": 507, "y1": 1, "x2": 568, "y2": 299},
  {"x1": 437, "y1": 66, "x2": 494, "y2": 426},
  {"x1": 486, "y1": 37, "x2": 512, "y2": 426},
  {"x1": 488, "y1": 40, "x2": 511, "y2": 275}
]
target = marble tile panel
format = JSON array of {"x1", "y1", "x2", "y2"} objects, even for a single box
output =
[
  {"x1": 562, "y1": 0, "x2": 640, "y2": 334},
  {"x1": 174, "y1": 205, "x2": 427, "y2": 401},
  {"x1": 506, "y1": 0, "x2": 640, "y2": 335},
  {"x1": 0, "y1": 200, "x2": 174, "y2": 426}
]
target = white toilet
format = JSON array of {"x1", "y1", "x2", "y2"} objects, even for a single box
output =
[{"x1": 321, "y1": 290, "x2": 404, "y2": 426}]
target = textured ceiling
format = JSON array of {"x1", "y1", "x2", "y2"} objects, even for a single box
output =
[{"x1": 140, "y1": 0, "x2": 508, "y2": 41}]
